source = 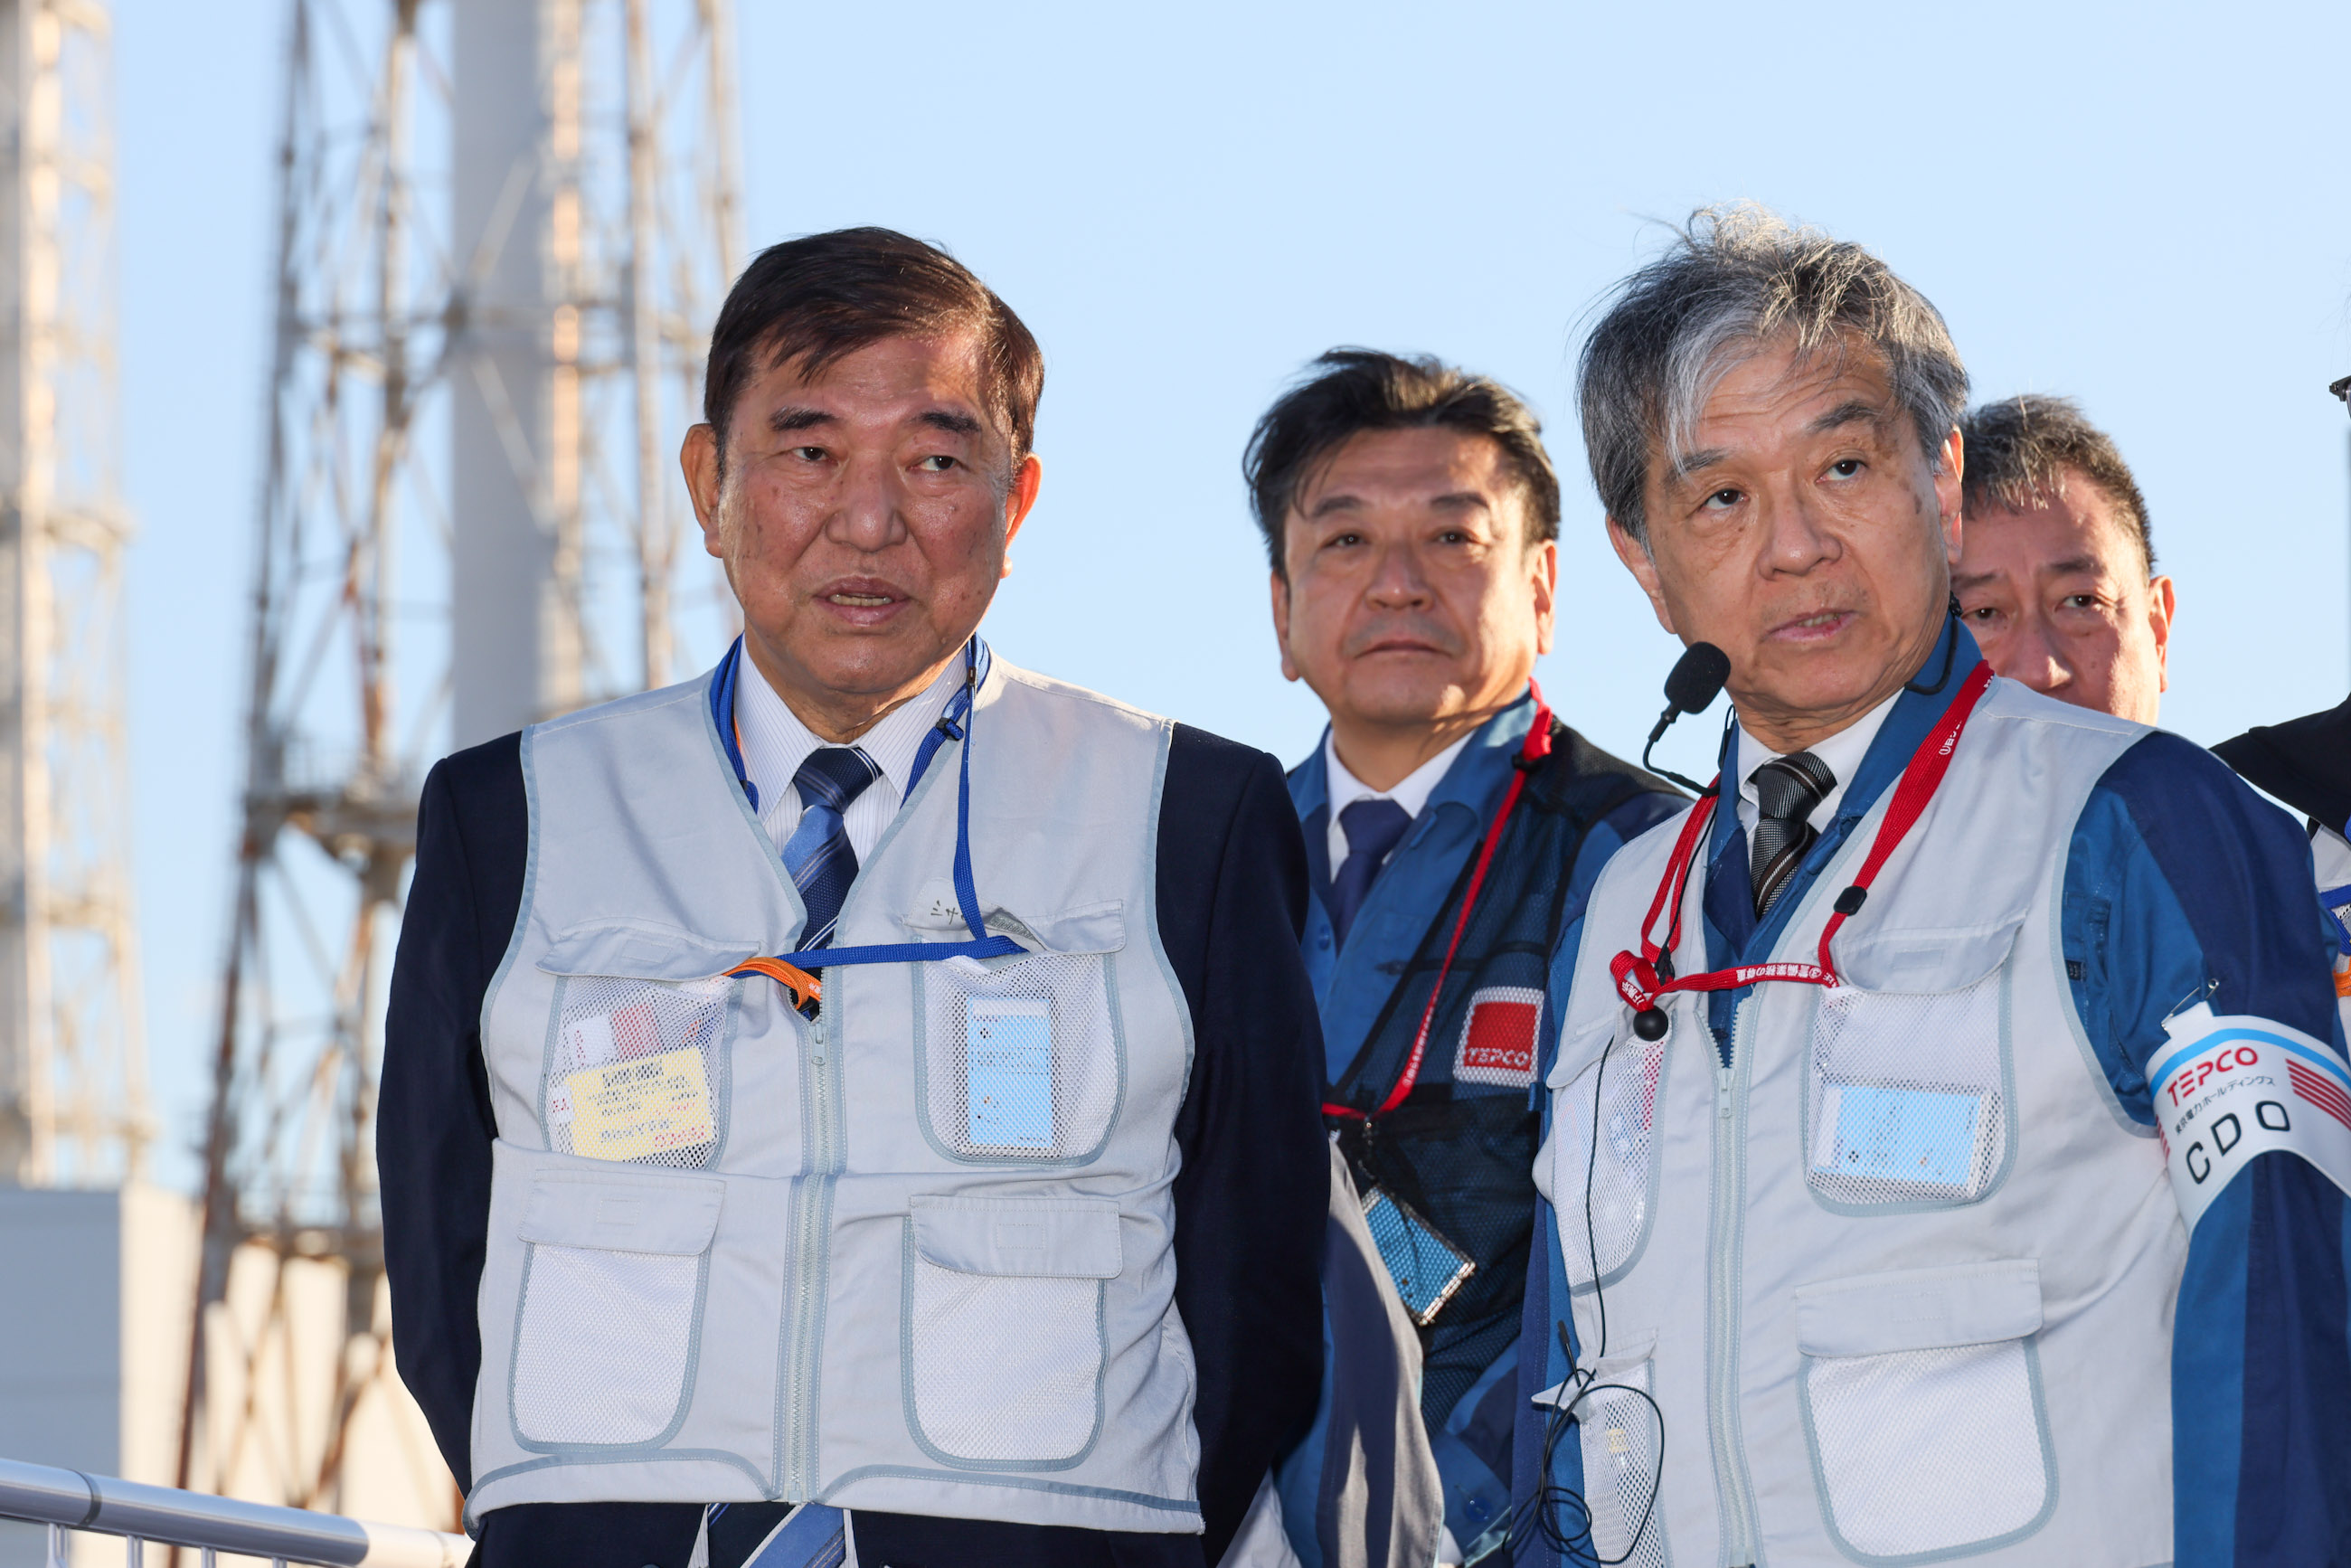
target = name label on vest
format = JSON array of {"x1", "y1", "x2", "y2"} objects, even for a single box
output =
[{"x1": 2149, "y1": 1004, "x2": 2351, "y2": 1231}]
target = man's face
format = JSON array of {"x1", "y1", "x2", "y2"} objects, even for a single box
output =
[
  {"x1": 1953, "y1": 477, "x2": 2171, "y2": 723},
  {"x1": 1610, "y1": 336, "x2": 1962, "y2": 747},
  {"x1": 1271, "y1": 426, "x2": 1556, "y2": 737},
  {"x1": 683, "y1": 331, "x2": 1040, "y2": 728}
]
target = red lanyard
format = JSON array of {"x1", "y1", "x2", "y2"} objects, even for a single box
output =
[
  {"x1": 1325, "y1": 685, "x2": 1554, "y2": 1123},
  {"x1": 1610, "y1": 661, "x2": 1994, "y2": 1032}
]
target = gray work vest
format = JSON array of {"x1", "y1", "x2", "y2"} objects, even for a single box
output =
[
  {"x1": 1539, "y1": 678, "x2": 2179, "y2": 1567},
  {"x1": 463, "y1": 657, "x2": 1204, "y2": 1535}
]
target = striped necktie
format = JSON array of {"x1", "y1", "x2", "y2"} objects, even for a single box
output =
[
  {"x1": 781, "y1": 746, "x2": 882, "y2": 952},
  {"x1": 1749, "y1": 751, "x2": 1836, "y2": 918}
]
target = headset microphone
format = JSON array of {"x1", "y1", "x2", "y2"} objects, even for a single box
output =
[{"x1": 1641, "y1": 642, "x2": 1730, "y2": 796}]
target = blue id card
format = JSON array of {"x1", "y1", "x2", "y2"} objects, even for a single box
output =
[
  {"x1": 1360, "y1": 1186, "x2": 1476, "y2": 1327},
  {"x1": 967, "y1": 997, "x2": 1054, "y2": 1151},
  {"x1": 1811, "y1": 1082, "x2": 1983, "y2": 1189}
]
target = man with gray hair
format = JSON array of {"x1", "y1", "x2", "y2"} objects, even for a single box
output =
[
  {"x1": 1953, "y1": 394, "x2": 2174, "y2": 723},
  {"x1": 1516, "y1": 206, "x2": 2351, "y2": 1568}
]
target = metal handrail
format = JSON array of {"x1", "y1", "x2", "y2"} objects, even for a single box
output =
[{"x1": 0, "y1": 1456, "x2": 469, "y2": 1566}]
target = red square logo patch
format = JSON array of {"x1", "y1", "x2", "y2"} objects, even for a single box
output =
[{"x1": 1455, "y1": 986, "x2": 1544, "y2": 1088}]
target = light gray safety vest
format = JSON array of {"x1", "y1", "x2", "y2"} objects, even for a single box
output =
[
  {"x1": 463, "y1": 656, "x2": 1204, "y2": 1536},
  {"x1": 1539, "y1": 678, "x2": 2180, "y2": 1568}
]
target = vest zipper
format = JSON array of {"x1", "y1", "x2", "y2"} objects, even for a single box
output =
[
  {"x1": 1706, "y1": 1008, "x2": 1761, "y2": 1566},
  {"x1": 785, "y1": 1008, "x2": 840, "y2": 1499}
]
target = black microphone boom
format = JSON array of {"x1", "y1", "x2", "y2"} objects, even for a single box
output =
[{"x1": 1642, "y1": 642, "x2": 1730, "y2": 795}]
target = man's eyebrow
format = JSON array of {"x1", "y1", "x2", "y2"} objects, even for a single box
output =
[
  {"x1": 1950, "y1": 569, "x2": 2003, "y2": 592},
  {"x1": 918, "y1": 409, "x2": 984, "y2": 437},
  {"x1": 769, "y1": 406, "x2": 835, "y2": 434},
  {"x1": 1808, "y1": 400, "x2": 1884, "y2": 435},
  {"x1": 1670, "y1": 448, "x2": 1729, "y2": 479},
  {"x1": 2036, "y1": 554, "x2": 2103, "y2": 579},
  {"x1": 1428, "y1": 490, "x2": 1493, "y2": 510},
  {"x1": 1306, "y1": 492, "x2": 1364, "y2": 518}
]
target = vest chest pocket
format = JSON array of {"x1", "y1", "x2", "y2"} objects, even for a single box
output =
[
  {"x1": 1804, "y1": 921, "x2": 2021, "y2": 1211},
  {"x1": 1540, "y1": 1020, "x2": 1671, "y2": 1291},
  {"x1": 509, "y1": 1167, "x2": 722, "y2": 1450},
  {"x1": 535, "y1": 923, "x2": 754, "y2": 1169},
  {"x1": 901, "y1": 1195, "x2": 1117, "y2": 1469},
  {"x1": 910, "y1": 903, "x2": 1127, "y2": 1166},
  {"x1": 1795, "y1": 1261, "x2": 2055, "y2": 1562}
]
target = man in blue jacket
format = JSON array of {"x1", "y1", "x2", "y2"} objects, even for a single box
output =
[{"x1": 1249, "y1": 352, "x2": 1682, "y2": 1566}]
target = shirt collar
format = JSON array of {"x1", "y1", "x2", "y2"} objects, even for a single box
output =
[
  {"x1": 733, "y1": 651, "x2": 964, "y2": 820},
  {"x1": 1324, "y1": 728, "x2": 1474, "y2": 826},
  {"x1": 1733, "y1": 688, "x2": 1898, "y2": 835}
]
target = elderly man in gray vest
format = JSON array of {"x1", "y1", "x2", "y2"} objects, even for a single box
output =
[
  {"x1": 377, "y1": 228, "x2": 1327, "y2": 1568},
  {"x1": 1515, "y1": 208, "x2": 2351, "y2": 1568}
]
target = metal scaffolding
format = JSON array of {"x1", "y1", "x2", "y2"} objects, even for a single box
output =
[
  {"x1": 0, "y1": 0, "x2": 146, "y2": 1192},
  {"x1": 179, "y1": 0, "x2": 741, "y2": 1522}
]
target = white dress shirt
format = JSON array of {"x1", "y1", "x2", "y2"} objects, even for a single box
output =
[
  {"x1": 1733, "y1": 687, "x2": 1901, "y2": 841},
  {"x1": 733, "y1": 653, "x2": 964, "y2": 863},
  {"x1": 1323, "y1": 730, "x2": 1473, "y2": 871}
]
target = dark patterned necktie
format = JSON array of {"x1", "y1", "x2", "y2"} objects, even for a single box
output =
[
  {"x1": 780, "y1": 746, "x2": 882, "y2": 951},
  {"x1": 1327, "y1": 797, "x2": 1413, "y2": 948},
  {"x1": 1749, "y1": 751, "x2": 1836, "y2": 919}
]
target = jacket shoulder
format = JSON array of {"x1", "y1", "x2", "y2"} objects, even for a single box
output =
[{"x1": 429, "y1": 731, "x2": 524, "y2": 815}]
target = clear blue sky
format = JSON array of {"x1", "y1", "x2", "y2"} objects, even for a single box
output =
[{"x1": 116, "y1": 0, "x2": 2351, "y2": 1191}]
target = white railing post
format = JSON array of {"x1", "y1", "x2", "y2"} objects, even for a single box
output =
[{"x1": 44, "y1": 1523, "x2": 66, "y2": 1568}]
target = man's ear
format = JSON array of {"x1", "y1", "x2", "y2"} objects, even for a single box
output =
[
  {"x1": 684, "y1": 423, "x2": 724, "y2": 559},
  {"x1": 2149, "y1": 573, "x2": 2176, "y2": 693},
  {"x1": 999, "y1": 453, "x2": 1043, "y2": 578},
  {"x1": 1934, "y1": 426, "x2": 1966, "y2": 568},
  {"x1": 1531, "y1": 536, "x2": 1558, "y2": 657},
  {"x1": 1270, "y1": 567, "x2": 1300, "y2": 683},
  {"x1": 1608, "y1": 516, "x2": 1678, "y2": 638}
]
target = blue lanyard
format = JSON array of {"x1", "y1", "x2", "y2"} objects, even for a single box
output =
[{"x1": 710, "y1": 637, "x2": 1025, "y2": 983}]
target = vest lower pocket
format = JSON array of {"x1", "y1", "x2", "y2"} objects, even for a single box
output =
[
  {"x1": 1795, "y1": 1261, "x2": 2054, "y2": 1561},
  {"x1": 508, "y1": 1167, "x2": 723, "y2": 1450},
  {"x1": 914, "y1": 949, "x2": 1125, "y2": 1165},
  {"x1": 901, "y1": 1195, "x2": 1117, "y2": 1467},
  {"x1": 1574, "y1": 1341, "x2": 1669, "y2": 1568}
]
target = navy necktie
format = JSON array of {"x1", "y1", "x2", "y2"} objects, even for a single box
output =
[
  {"x1": 1328, "y1": 797, "x2": 1412, "y2": 949},
  {"x1": 1749, "y1": 751, "x2": 1836, "y2": 918},
  {"x1": 781, "y1": 746, "x2": 883, "y2": 952}
]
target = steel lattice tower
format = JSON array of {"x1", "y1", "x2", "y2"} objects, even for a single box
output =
[
  {"x1": 0, "y1": 0, "x2": 147, "y2": 1192},
  {"x1": 179, "y1": 0, "x2": 741, "y2": 1522}
]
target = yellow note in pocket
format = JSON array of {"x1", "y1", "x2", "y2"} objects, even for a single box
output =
[{"x1": 565, "y1": 1047, "x2": 715, "y2": 1162}]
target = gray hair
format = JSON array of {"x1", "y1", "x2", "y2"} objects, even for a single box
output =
[
  {"x1": 1959, "y1": 393, "x2": 2154, "y2": 573},
  {"x1": 1579, "y1": 204, "x2": 1969, "y2": 544}
]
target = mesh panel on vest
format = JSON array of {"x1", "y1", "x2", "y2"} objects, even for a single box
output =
[
  {"x1": 1549, "y1": 1034, "x2": 1668, "y2": 1289},
  {"x1": 1329, "y1": 727, "x2": 1679, "y2": 1426},
  {"x1": 1577, "y1": 1361, "x2": 1668, "y2": 1568},
  {"x1": 544, "y1": 976, "x2": 731, "y2": 1167},
  {"x1": 907, "y1": 1258, "x2": 1102, "y2": 1460},
  {"x1": 1804, "y1": 1340, "x2": 2048, "y2": 1555},
  {"x1": 919, "y1": 953, "x2": 1120, "y2": 1160},
  {"x1": 1806, "y1": 968, "x2": 2007, "y2": 1207},
  {"x1": 511, "y1": 1244, "x2": 699, "y2": 1445}
]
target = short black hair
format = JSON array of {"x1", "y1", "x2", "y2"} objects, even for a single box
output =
[
  {"x1": 1242, "y1": 349, "x2": 1561, "y2": 574},
  {"x1": 703, "y1": 227, "x2": 1043, "y2": 473},
  {"x1": 1959, "y1": 394, "x2": 2154, "y2": 572}
]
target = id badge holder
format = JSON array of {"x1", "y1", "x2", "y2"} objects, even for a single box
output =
[
  {"x1": 967, "y1": 995, "x2": 1054, "y2": 1153},
  {"x1": 1359, "y1": 1185, "x2": 1476, "y2": 1326}
]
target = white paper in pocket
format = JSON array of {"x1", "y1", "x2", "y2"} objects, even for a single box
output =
[{"x1": 968, "y1": 996, "x2": 1054, "y2": 1152}]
